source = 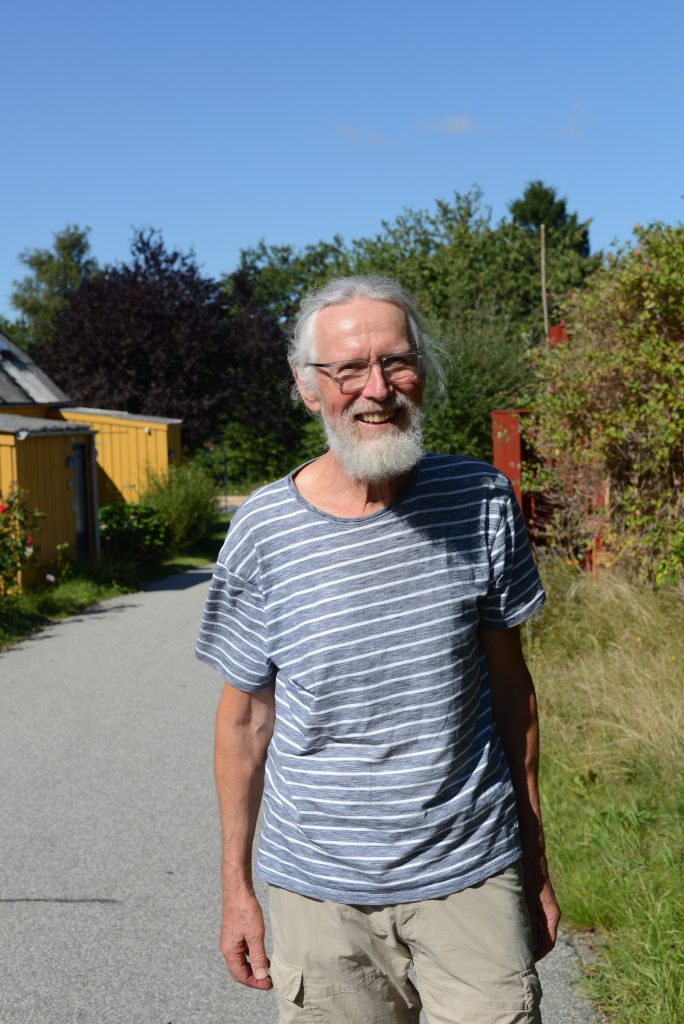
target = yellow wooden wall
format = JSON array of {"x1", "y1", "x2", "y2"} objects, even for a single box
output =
[
  {"x1": 0, "y1": 405, "x2": 53, "y2": 419},
  {"x1": 0, "y1": 435, "x2": 19, "y2": 496},
  {"x1": 17, "y1": 434, "x2": 81, "y2": 561},
  {"x1": 58, "y1": 410, "x2": 181, "y2": 503},
  {"x1": 0, "y1": 430, "x2": 95, "y2": 578}
]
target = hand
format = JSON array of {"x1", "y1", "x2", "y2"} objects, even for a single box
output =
[
  {"x1": 524, "y1": 869, "x2": 561, "y2": 962},
  {"x1": 219, "y1": 891, "x2": 272, "y2": 989}
]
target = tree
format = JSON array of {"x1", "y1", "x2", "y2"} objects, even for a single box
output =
[
  {"x1": 231, "y1": 185, "x2": 599, "y2": 458},
  {"x1": 510, "y1": 180, "x2": 591, "y2": 258},
  {"x1": 8, "y1": 225, "x2": 98, "y2": 348},
  {"x1": 529, "y1": 222, "x2": 684, "y2": 582},
  {"x1": 36, "y1": 230, "x2": 301, "y2": 451}
]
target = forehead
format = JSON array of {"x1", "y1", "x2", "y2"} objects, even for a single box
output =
[{"x1": 313, "y1": 298, "x2": 409, "y2": 359}]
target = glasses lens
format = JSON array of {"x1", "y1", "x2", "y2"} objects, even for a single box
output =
[
  {"x1": 335, "y1": 361, "x2": 370, "y2": 392},
  {"x1": 383, "y1": 353, "x2": 421, "y2": 382},
  {"x1": 332, "y1": 353, "x2": 421, "y2": 393}
]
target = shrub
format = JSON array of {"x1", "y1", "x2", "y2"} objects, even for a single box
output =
[
  {"x1": 141, "y1": 461, "x2": 219, "y2": 549},
  {"x1": 98, "y1": 502, "x2": 169, "y2": 563},
  {"x1": 529, "y1": 223, "x2": 684, "y2": 582},
  {"x1": 0, "y1": 486, "x2": 43, "y2": 596}
]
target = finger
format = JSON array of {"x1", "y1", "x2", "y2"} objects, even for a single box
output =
[
  {"x1": 223, "y1": 950, "x2": 272, "y2": 989},
  {"x1": 247, "y1": 959, "x2": 273, "y2": 989},
  {"x1": 246, "y1": 936, "x2": 271, "y2": 984}
]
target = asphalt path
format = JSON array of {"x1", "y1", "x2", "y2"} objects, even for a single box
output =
[{"x1": 0, "y1": 569, "x2": 600, "y2": 1024}]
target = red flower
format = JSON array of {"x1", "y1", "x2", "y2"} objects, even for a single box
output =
[{"x1": 0, "y1": 504, "x2": 8, "y2": 513}]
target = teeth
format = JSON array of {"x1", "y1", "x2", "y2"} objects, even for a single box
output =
[{"x1": 359, "y1": 411, "x2": 396, "y2": 423}]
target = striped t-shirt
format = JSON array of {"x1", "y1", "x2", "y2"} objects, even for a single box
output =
[{"x1": 196, "y1": 453, "x2": 545, "y2": 904}]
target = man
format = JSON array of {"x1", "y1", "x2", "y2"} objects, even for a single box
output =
[{"x1": 196, "y1": 275, "x2": 560, "y2": 1024}]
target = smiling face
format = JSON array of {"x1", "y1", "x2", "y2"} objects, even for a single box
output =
[{"x1": 295, "y1": 297, "x2": 425, "y2": 483}]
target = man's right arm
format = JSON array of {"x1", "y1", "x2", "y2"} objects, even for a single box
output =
[{"x1": 214, "y1": 682, "x2": 275, "y2": 990}]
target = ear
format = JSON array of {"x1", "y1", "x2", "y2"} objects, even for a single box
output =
[{"x1": 293, "y1": 369, "x2": 321, "y2": 414}]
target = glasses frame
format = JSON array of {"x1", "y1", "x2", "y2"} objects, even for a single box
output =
[{"x1": 307, "y1": 351, "x2": 423, "y2": 394}]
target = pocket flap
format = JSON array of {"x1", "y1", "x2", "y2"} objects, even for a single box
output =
[{"x1": 270, "y1": 954, "x2": 304, "y2": 1003}]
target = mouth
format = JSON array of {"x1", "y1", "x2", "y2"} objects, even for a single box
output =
[{"x1": 354, "y1": 409, "x2": 401, "y2": 425}]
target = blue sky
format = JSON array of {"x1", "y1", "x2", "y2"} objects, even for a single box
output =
[{"x1": 3, "y1": 0, "x2": 683, "y2": 318}]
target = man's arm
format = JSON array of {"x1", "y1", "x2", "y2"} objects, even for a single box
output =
[
  {"x1": 479, "y1": 625, "x2": 561, "y2": 961},
  {"x1": 214, "y1": 682, "x2": 275, "y2": 989}
]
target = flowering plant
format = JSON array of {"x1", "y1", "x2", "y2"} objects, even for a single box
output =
[{"x1": 0, "y1": 486, "x2": 43, "y2": 596}]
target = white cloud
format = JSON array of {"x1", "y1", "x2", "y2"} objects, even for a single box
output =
[
  {"x1": 337, "y1": 124, "x2": 383, "y2": 145},
  {"x1": 429, "y1": 114, "x2": 478, "y2": 135},
  {"x1": 565, "y1": 102, "x2": 589, "y2": 139}
]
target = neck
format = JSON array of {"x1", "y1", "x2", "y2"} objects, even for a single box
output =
[{"x1": 294, "y1": 451, "x2": 415, "y2": 517}]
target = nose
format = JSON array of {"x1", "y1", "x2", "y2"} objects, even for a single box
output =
[{"x1": 360, "y1": 361, "x2": 393, "y2": 401}]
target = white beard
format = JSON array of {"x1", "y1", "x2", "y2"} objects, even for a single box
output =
[{"x1": 320, "y1": 392, "x2": 424, "y2": 483}]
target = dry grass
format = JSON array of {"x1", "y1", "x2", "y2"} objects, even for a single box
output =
[
  {"x1": 525, "y1": 565, "x2": 684, "y2": 775},
  {"x1": 523, "y1": 563, "x2": 684, "y2": 1023}
]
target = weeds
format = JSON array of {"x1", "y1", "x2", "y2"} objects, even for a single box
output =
[{"x1": 526, "y1": 562, "x2": 684, "y2": 1023}]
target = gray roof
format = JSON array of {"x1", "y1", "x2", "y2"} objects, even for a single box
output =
[
  {"x1": 0, "y1": 414, "x2": 92, "y2": 438},
  {"x1": 0, "y1": 332, "x2": 70, "y2": 406},
  {"x1": 67, "y1": 406, "x2": 182, "y2": 425}
]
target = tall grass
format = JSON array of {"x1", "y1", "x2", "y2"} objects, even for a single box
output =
[{"x1": 524, "y1": 563, "x2": 683, "y2": 1023}]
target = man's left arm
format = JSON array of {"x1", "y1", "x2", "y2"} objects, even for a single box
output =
[{"x1": 479, "y1": 625, "x2": 561, "y2": 961}]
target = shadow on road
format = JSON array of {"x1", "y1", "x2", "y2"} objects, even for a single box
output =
[{"x1": 144, "y1": 568, "x2": 214, "y2": 592}]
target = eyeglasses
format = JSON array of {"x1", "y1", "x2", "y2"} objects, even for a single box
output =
[{"x1": 307, "y1": 352, "x2": 422, "y2": 394}]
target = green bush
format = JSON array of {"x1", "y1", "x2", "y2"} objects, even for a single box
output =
[
  {"x1": 98, "y1": 502, "x2": 169, "y2": 563},
  {"x1": 529, "y1": 222, "x2": 684, "y2": 582},
  {"x1": 141, "y1": 461, "x2": 219, "y2": 549}
]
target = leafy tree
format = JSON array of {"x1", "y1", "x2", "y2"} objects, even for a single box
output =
[
  {"x1": 37, "y1": 230, "x2": 302, "y2": 451},
  {"x1": 8, "y1": 225, "x2": 98, "y2": 349},
  {"x1": 232, "y1": 237, "x2": 352, "y2": 324},
  {"x1": 232, "y1": 185, "x2": 599, "y2": 458},
  {"x1": 529, "y1": 222, "x2": 684, "y2": 582},
  {"x1": 234, "y1": 185, "x2": 597, "y2": 342}
]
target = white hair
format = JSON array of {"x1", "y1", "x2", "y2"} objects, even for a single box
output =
[
  {"x1": 287, "y1": 275, "x2": 447, "y2": 404},
  {"x1": 321, "y1": 391, "x2": 425, "y2": 483}
]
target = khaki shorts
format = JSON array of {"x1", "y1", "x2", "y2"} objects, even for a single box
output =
[{"x1": 268, "y1": 862, "x2": 541, "y2": 1024}]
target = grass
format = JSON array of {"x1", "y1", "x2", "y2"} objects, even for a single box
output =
[
  {"x1": 0, "y1": 515, "x2": 230, "y2": 651},
  {"x1": 524, "y1": 561, "x2": 684, "y2": 1023}
]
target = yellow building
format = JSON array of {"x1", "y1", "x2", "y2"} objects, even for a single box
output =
[
  {"x1": 0, "y1": 413, "x2": 98, "y2": 574},
  {"x1": 0, "y1": 330, "x2": 182, "y2": 571},
  {"x1": 59, "y1": 407, "x2": 181, "y2": 504}
]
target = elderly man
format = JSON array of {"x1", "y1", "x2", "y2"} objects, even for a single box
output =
[{"x1": 196, "y1": 275, "x2": 560, "y2": 1024}]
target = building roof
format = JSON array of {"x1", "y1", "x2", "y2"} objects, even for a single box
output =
[
  {"x1": 0, "y1": 331, "x2": 70, "y2": 406},
  {"x1": 67, "y1": 406, "x2": 182, "y2": 425},
  {"x1": 0, "y1": 413, "x2": 92, "y2": 438}
]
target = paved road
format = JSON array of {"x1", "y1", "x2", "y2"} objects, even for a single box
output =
[{"x1": 0, "y1": 571, "x2": 600, "y2": 1023}]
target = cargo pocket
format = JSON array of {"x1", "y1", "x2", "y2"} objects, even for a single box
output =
[
  {"x1": 305, "y1": 966, "x2": 416, "y2": 1024},
  {"x1": 521, "y1": 967, "x2": 542, "y2": 1024},
  {"x1": 270, "y1": 954, "x2": 312, "y2": 1023}
]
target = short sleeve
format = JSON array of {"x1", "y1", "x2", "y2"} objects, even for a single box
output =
[
  {"x1": 195, "y1": 546, "x2": 275, "y2": 693},
  {"x1": 477, "y1": 484, "x2": 545, "y2": 629}
]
